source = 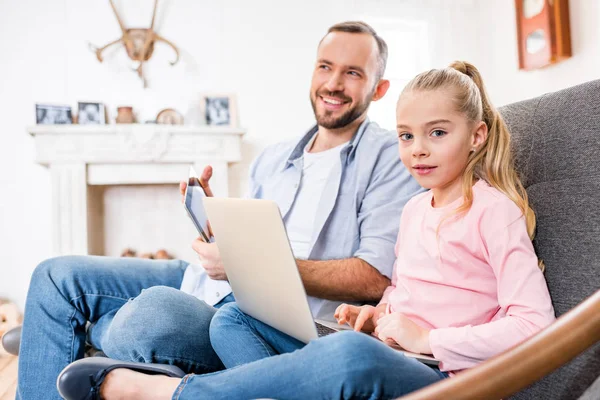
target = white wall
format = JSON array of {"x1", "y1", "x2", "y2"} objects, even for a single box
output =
[{"x1": 0, "y1": 0, "x2": 596, "y2": 310}]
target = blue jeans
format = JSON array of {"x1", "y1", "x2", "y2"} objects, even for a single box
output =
[
  {"x1": 169, "y1": 303, "x2": 447, "y2": 399},
  {"x1": 17, "y1": 255, "x2": 234, "y2": 400},
  {"x1": 209, "y1": 302, "x2": 305, "y2": 367}
]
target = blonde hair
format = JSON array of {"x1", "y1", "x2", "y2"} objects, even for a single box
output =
[{"x1": 401, "y1": 61, "x2": 541, "y2": 268}]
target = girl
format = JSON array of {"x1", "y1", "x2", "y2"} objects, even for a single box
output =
[
  {"x1": 61, "y1": 62, "x2": 556, "y2": 400},
  {"x1": 333, "y1": 60, "x2": 556, "y2": 373}
]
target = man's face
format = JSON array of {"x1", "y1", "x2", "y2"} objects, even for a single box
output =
[{"x1": 310, "y1": 32, "x2": 380, "y2": 130}]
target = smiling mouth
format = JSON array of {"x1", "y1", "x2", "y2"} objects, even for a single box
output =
[
  {"x1": 321, "y1": 96, "x2": 345, "y2": 105},
  {"x1": 317, "y1": 89, "x2": 351, "y2": 106},
  {"x1": 413, "y1": 165, "x2": 437, "y2": 175}
]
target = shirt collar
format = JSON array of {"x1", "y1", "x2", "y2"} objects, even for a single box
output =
[{"x1": 282, "y1": 118, "x2": 371, "y2": 171}]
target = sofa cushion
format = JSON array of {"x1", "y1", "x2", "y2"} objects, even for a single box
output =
[{"x1": 499, "y1": 79, "x2": 600, "y2": 400}]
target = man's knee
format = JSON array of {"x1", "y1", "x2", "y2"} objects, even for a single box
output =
[
  {"x1": 313, "y1": 331, "x2": 385, "y2": 376},
  {"x1": 318, "y1": 330, "x2": 378, "y2": 351},
  {"x1": 210, "y1": 302, "x2": 243, "y2": 332},
  {"x1": 209, "y1": 302, "x2": 244, "y2": 346},
  {"x1": 102, "y1": 286, "x2": 216, "y2": 361},
  {"x1": 29, "y1": 256, "x2": 86, "y2": 297}
]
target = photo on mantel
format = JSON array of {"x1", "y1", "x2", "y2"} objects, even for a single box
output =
[
  {"x1": 78, "y1": 102, "x2": 106, "y2": 125},
  {"x1": 202, "y1": 94, "x2": 238, "y2": 128},
  {"x1": 35, "y1": 104, "x2": 73, "y2": 125}
]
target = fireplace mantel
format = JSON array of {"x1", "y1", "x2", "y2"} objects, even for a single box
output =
[
  {"x1": 28, "y1": 124, "x2": 246, "y2": 256},
  {"x1": 28, "y1": 124, "x2": 245, "y2": 166}
]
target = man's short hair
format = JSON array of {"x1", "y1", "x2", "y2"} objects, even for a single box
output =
[{"x1": 324, "y1": 21, "x2": 388, "y2": 82}]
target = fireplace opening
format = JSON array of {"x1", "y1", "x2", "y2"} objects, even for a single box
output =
[{"x1": 87, "y1": 183, "x2": 199, "y2": 264}]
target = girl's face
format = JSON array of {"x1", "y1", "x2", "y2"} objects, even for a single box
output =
[{"x1": 396, "y1": 89, "x2": 486, "y2": 205}]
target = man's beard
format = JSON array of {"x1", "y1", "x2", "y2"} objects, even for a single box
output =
[{"x1": 310, "y1": 90, "x2": 373, "y2": 130}]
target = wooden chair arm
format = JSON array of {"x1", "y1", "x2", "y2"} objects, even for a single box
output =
[{"x1": 399, "y1": 289, "x2": 600, "y2": 400}]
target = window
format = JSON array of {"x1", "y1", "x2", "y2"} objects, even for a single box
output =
[{"x1": 365, "y1": 19, "x2": 431, "y2": 130}]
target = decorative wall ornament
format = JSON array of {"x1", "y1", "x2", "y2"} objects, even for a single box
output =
[
  {"x1": 156, "y1": 108, "x2": 184, "y2": 125},
  {"x1": 116, "y1": 106, "x2": 135, "y2": 123},
  {"x1": 515, "y1": 0, "x2": 572, "y2": 70},
  {"x1": 90, "y1": 0, "x2": 180, "y2": 87}
]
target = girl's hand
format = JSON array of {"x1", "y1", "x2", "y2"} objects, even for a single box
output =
[
  {"x1": 374, "y1": 312, "x2": 432, "y2": 354},
  {"x1": 334, "y1": 303, "x2": 386, "y2": 333}
]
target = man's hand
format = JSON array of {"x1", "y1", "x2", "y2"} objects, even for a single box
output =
[
  {"x1": 182, "y1": 164, "x2": 218, "y2": 254},
  {"x1": 373, "y1": 312, "x2": 431, "y2": 354},
  {"x1": 179, "y1": 165, "x2": 215, "y2": 203},
  {"x1": 334, "y1": 303, "x2": 387, "y2": 333},
  {"x1": 192, "y1": 238, "x2": 227, "y2": 280}
]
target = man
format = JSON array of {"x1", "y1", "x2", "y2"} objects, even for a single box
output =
[{"x1": 21, "y1": 21, "x2": 422, "y2": 400}]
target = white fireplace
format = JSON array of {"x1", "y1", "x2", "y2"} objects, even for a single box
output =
[{"x1": 28, "y1": 124, "x2": 245, "y2": 261}]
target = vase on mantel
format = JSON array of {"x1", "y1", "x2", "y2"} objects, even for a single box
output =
[{"x1": 116, "y1": 106, "x2": 135, "y2": 124}]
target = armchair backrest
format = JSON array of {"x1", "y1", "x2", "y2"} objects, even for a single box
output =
[{"x1": 499, "y1": 80, "x2": 600, "y2": 399}]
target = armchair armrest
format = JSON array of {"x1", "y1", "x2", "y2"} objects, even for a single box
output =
[{"x1": 399, "y1": 289, "x2": 600, "y2": 400}]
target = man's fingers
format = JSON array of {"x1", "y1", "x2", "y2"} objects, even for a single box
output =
[
  {"x1": 201, "y1": 165, "x2": 212, "y2": 181},
  {"x1": 179, "y1": 181, "x2": 187, "y2": 202},
  {"x1": 200, "y1": 165, "x2": 214, "y2": 197},
  {"x1": 192, "y1": 238, "x2": 201, "y2": 252},
  {"x1": 207, "y1": 220, "x2": 214, "y2": 238},
  {"x1": 191, "y1": 237, "x2": 208, "y2": 253}
]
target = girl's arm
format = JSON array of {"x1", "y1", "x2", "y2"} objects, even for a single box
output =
[
  {"x1": 429, "y1": 200, "x2": 556, "y2": 371},
  {"x1": 378, "y1": 259, "x2": 397, "y2": 306},
  {"x1": 378, "y1": 205, "x2": 407, "y2": 308}
]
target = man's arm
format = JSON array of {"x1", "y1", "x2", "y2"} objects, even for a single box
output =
[
  {"x1": 298, "y1": 138, "x2": 423, "y2": 302},
  {"x1": 297, "y1": 258, "x2": 390, "y2": 302}
]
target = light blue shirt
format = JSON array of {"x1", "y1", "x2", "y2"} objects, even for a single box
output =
[{"x1": 180, "y1": 119, "x2": 424, "y2": 321}]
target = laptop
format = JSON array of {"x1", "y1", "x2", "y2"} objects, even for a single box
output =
[{"x1": 202, "y1": 197, "x2": 439, "y2": 366}]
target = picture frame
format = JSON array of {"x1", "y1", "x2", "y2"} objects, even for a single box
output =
[
  {"x1": 77, "y1": 102, "x2": 106, "y2": 125},
  {"x1": 202, "y1": 94, "x2": 238, "y2": 127},
  {"x1": 35, "y1": 104, "x2": 73, "y2": 125},
  {"x1": 515, "y1": 0, "x2": 572, "y2": 70}
]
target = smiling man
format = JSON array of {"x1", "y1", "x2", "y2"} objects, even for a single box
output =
[
  {"x1": 178, "y1": 21, "x2": 423, "y2": 325},
  {"x1": 311, "y1": 25, "x2": 385, "y2": 135},
  {"x1": 24, "y1": 21, "x2": 423, "y2": 400}
]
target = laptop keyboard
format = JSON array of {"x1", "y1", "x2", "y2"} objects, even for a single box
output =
[{"x1": 315, "y1": 322, "x2": 338, "y2": 337}]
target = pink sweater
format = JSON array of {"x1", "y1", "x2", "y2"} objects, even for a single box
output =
[{"x1": 380, "y1": 180, "x2": 555, "y2": 372}]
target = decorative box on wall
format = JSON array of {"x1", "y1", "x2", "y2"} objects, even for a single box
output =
[
  {"x1": 27, "y1": 124, "x2": 245, "y2": 256},
  {"x1": 514, "y1": 0, "x2": 572, "y2": 70}
]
